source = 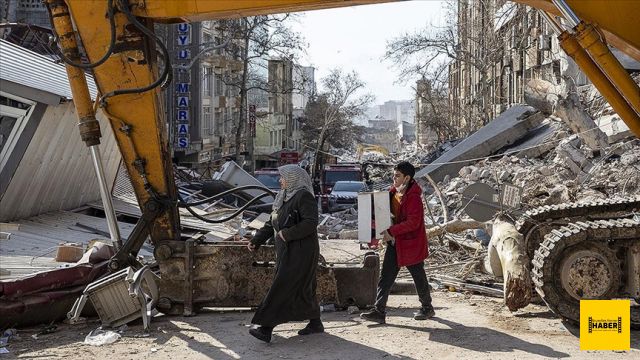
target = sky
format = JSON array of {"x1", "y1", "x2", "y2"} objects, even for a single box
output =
[{"x1": 293, "y1": 1, "x2": 447, "y2": 105}]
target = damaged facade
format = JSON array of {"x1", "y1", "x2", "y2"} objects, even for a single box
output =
[{"x1": 447, "y1": 0, "x2": 590, "y2": 136}]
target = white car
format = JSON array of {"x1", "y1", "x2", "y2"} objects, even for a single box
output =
[{"x1": 327, "y1": 181, "x2": 368, "y2": 213}]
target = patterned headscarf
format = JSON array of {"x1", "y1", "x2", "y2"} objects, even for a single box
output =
[{"x1": 272, "y1": 164, "x2": 314, "y2": 211}]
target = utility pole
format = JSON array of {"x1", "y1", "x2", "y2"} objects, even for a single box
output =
[{"x1": 248, "y1": 103, "x2": 256, "y2": 173}]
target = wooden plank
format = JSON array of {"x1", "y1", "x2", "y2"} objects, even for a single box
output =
[
  {"x1": 357, "y1": 193, "x2": 371, "y2": 244},
  {"x1": 373, "y1": 191, "x2": 391, "y2": 240}
]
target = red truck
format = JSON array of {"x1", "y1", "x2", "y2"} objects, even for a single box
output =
[{"x1": 319, "y1": 163, "x2": 362, "y2": 213}]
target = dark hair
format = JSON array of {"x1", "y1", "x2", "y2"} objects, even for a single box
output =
[{"x1": 394, "y1": 161, "x2": 415, "y2": 178}]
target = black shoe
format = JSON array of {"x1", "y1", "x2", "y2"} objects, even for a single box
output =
[
  {"x1": 360, "y1": 308, "x2": 386, "y2": 324},
  {"x1": 414, "y1": 307, "x2": 435, "y2": 320},
  {"x1": 298, "y1": 320, "x2": 325, "y2": 335},
  {"x1": 249, "y1": 326, "x2": 272, "y2": 343}
]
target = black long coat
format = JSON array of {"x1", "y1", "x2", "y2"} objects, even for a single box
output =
[{"x1": 250, "y1": 190, "x2": 320, "y2": 327}]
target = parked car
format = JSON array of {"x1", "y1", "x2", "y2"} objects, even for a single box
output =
[
  {"x1": 327, "y1": 181, "x2": 367, "y2": 213},
  {"x1": 254, "y1": 168, "x2": 280, "y2": 191}
]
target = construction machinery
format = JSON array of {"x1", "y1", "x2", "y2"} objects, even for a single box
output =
[
  {"x1": 356, "y1": 143, "x2": 390, "y2": 161},
  {"x1": 45, "y1": 0, "x2": 639, "y2": 324}
]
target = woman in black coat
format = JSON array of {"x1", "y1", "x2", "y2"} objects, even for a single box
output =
[{"x1": 247, "y1": 164, "x2": 323, "y2": 343}]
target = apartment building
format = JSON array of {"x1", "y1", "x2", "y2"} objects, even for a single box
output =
[
  {"x1": 253, "y1": 59, "x2": 314, "y2": 169},
  {"x1": 158, "y1": 21, "x2": 244, "y2": 171},
  {"x1": 448, "y1": 0, "x2": 588, "y2": 135}
]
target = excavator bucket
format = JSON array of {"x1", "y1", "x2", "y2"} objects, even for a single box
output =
[{"x1": 152, "y1": 241, "x2": 379, "y2": 315}]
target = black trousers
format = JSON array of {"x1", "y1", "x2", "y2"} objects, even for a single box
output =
[{"x1": 374, "y1": 243, "x2": 432, "y2": 313}]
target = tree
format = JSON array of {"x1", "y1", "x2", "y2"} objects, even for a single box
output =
[
  {"x1": 415, "y1": 63, "x2": 457, "y2": 144},
  {"x1": 299, "y1": 69, "x2": 373, "y2": 178},
  {"x1": 216, "y1": 15, "x2": 307, "y2": 163},
  {"x1": 385, "y1": 0, "x2": 530, "y2": 135}
]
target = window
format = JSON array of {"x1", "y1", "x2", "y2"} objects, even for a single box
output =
[
  {"x1": 215, "y1": 37, "x2": 222, "y2": 55},
  {"x1": 202, "y1": 106, "x2": 212, "y2": 134},
  {"x1": 214, "y1": 110, "x2": 222, "y2": 136},
  {"x1": 0, "y1": 93, "x2": 36, "y2": 169},
  {"x1": 332, "y1": 182, "x2": 366, "y2": 192},
  {"x1": 222, "y1": 108, "x2": 229, "y2": 133},
  {"x1": 324, "y1": 172, "x2": 360, "y2": 185},
  {"x1": 255, "y1": 174, "x2": 280, "y2": 190},
  {"x1": 214, "y1": 74, "x2": 223, "y2": 96},
  {"x1": 203, "y1": 66, "x2": 212, "y2": 96}
]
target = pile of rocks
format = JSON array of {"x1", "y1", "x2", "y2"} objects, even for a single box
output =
[{"x1": 426, "y1": 136, "x2": 640, "y2": 221}]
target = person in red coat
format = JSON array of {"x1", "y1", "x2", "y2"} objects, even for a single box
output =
[{"x1": 361, "y1": 161, "x2": 434, "y2": 324}]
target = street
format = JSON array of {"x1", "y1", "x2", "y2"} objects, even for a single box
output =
[{"x1": 4, "y1": 292, "x2": 638, "y2": 359}]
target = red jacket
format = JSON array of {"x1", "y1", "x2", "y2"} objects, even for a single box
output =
[{"x1": 388, "y1": 180, "x2": 429, "y2": 267}]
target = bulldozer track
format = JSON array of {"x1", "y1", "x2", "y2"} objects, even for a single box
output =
[
  {"x1": 516, "y1": 196, "x2": 640, "y2": 259},
  {"x1": 530, "y1": 216, "x2": 640, "y2": 328}
]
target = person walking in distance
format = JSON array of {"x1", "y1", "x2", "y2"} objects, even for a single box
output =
[
  {"x1": 361, "y1": 161, "x2": 434, "y2": 324},
  {"x1": 247, "y1": 164, "x2": 324, "y2": 342}
]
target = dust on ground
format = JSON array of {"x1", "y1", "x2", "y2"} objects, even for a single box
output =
[{"x1": 3, "y1": 291, "x2": 638, "y2": 359}]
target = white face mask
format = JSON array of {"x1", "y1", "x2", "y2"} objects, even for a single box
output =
[{"x1": 396, "y1": 178, "x2": 409, "y2": 192}]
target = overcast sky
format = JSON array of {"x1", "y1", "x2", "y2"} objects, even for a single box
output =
[{"x1": 293, "y1": 1, "x2": 447, "y2": 105}]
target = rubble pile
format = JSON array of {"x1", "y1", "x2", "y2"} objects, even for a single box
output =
[
  {"x1": 426, "y1": 136, "x2": 640, "y2": 220},
  {"x1": 317, "y1": 208, "x2": 358, "y2": 239}
]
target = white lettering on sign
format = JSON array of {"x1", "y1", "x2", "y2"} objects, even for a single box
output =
[
  {"x1": 501, "y1": 183, "x2": 523, "y2": 209},
  {"x1": 199, "y1": 151, "x2": 211, "y2": 163},
  {"x1": 177, "y1": 96, "x2": 189, "y2": 108}
]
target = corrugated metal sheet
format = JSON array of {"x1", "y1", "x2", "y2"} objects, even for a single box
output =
[
  {"x1": 0, "y1": 39, "x2": 98, "y2": 100},
  {"x1": 0, "y1": 102, "x2": 121, "y2": 220},
  {"x1": 0, "y1": 210, "x2": 146, "y2": 279}
]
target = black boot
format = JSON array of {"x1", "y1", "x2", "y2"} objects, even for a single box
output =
[
  {"x1": 413, "y1": 306, "x2": 435, "y2": 320},
  {"x1": 249, "y1": 326, "x2": 273, "y2": 343},
  {"x1": 298, "y1": 318, "x2": 324, "y2": 335},
  {"x1": 360, "y1": 308, "x2": 386, "y2": 324}
]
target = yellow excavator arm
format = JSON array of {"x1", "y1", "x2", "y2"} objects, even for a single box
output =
[{"x1": 45, "y1": 0, "x2": 640, "y2": 269}]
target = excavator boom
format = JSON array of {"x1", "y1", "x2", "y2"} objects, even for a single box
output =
[{"x1": 42, "y1": 0, "x2": 640, "y2": 316}]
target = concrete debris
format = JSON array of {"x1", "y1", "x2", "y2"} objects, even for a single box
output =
[
  {"x1": 416, "y1": 106, "x2": 545, "y2": 183},
  {"x1": 318, "y1": 209, "x2": 359, "y2": 239},
  {"x1": 425, "y1": 138, "x2": 640, "y2": 215},
  {"x1": 526, "y1": 78, "x2": 611, "y2": 150},
  {"x1": 163, "y1": 121, "x2": 640, "y2": 301}
]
